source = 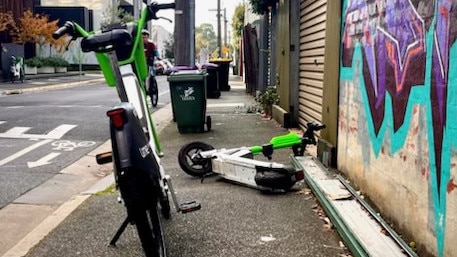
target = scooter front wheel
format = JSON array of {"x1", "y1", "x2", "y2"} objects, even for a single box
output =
[{"x1": 178, "y1": 141, "x2": 214, "y2": 177}]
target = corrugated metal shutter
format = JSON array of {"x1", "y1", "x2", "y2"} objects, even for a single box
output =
[{"x1": 298, "y1": 0, "x2": 327, "y2": 129}]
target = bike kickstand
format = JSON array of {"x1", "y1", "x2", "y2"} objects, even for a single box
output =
[{"x1": 109, "y1": 216, "x2": 129, "y2": 247}]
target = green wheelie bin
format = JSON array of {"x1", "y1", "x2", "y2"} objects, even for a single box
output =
[{"x1": 167, "y1": 70, "x2": 211, "y2": 134}]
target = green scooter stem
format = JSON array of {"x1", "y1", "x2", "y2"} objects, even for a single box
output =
[{"x1": 249, "y1": 132, "x2": 302, "y2": 155}]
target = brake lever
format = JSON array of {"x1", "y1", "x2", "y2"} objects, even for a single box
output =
[
  {"x1": 65, "y1": 36, "x2": 76, "y2": 51},
  {"x1": 158, "y1": 16, "x2": 172, "y2": 23}
]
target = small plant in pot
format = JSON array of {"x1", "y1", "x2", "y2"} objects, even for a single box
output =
[
  {"x1": 24, "y1": 57, "x2": 42, "y2": 75},
  {"x1": 256, "y1": 85, "x2": 279, "y2": 118},
  {"x1": 49, "y1": 56, "x2": 70, "y2": 73},
  {"x1": 35, "y1": 57, "x2": 55, "y2": 74}
]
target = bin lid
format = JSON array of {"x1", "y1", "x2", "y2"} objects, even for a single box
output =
[
  {"x1": 167, "y1": 70, "x2": 208, "y2": 82},
  {"x1": 168, "y1": 65, "x2": 198, "y2": 72},
  {"x1": 202, "y1": 63, "x2": 218, "y2": 69},
  {"x1": 209, "y1": 59, "x2": 232, "y2": 64}
]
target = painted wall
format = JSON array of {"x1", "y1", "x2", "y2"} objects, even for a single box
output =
[{"x1": 338, "y1": 1, "x2": 457, "y2": 257}]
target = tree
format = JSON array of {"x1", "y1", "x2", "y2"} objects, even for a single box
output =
[
  {"x1": 5, "y1": 10, "x2": 67, "y2": 56},
  {"x1": 163, "y1": 35, "x2": 174, "y2": 59},
  {"x1": 195, "y1": 23, "x2": 217, "y2": 60},
  {"x1": 0, "y1": 11, "x2": 14, "y2": 32},
  {"x1": 231, "y1": 4, "x2": 245, "y2": 51},
  {"x1": 248, "y1": 0, "x2": 278, "y2": 15},
  {"x1": 100, "y1": 1, "x2": 134, "y2": 28},
  {"x1": 231, "y1": 4, "x2": 245, "y2": 73},
  {"x1": 8, "y1": 10, "x2": 42, "y2": 44}
]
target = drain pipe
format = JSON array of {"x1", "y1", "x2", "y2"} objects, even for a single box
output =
[{"x1": 336, "y1": 174, "x2": 418, "y2": 257}]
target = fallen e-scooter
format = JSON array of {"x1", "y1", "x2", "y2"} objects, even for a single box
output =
[{"x1": 178, "y1": 122, "x2": 325, "y2": 192}]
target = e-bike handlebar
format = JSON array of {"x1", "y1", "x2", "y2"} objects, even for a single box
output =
[
  {"x1": 53, "y1": 2, "x2": 175, "y2": 40},
  {"x1": 52, "y1": 21, "x2": 75, "y2": 39}
]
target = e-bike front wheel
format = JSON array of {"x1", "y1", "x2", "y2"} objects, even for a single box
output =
[
  {"x1": 178, "y1": 141, "x2": 214, "y2": 177},
  {"x1": 133, "y1": 205, "x2": 166, "y2": 257},
  {"x1": 148, "y1": 77, "x2": 159, "y2": 107}
]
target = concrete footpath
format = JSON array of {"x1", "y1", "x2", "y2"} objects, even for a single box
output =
[{"x1": 0, "y1": 74, "x2": 415, "y2": 257}]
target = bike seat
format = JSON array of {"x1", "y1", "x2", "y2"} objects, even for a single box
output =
[{"x1": 81, "y1": 28, "x2": 133, "y2": 53}]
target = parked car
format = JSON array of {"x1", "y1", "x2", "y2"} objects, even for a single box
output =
[{"x1": 162, "y1": 59, "x2": 175, "y2": 76}]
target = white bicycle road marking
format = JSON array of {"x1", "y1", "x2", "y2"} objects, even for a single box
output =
[
  {"x1": 0, "y1": 139, "x2": 53, "y2": 167},
  {"x1": 51, "y1": 140, "x2": 96, "y2": 151}
]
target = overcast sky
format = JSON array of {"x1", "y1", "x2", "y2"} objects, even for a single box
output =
[{"x1": 153, "y1": 0, "x2": 244, "y2": 33}]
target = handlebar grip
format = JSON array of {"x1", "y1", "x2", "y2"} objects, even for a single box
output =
[
  {"x1": 148, "y1": 2, "x2": 175, "y2": 14},
  {"x1": 156, "y1": 3, "x2": 175, "y2": 10},
  {"x1": 316, "y1": 124, "x2": 326, "y2": 130},
  {"x1": 53, "y1": 21, "x2": 74, "y2": 39}
]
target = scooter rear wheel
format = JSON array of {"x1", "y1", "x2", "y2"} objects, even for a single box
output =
[
  {"x1": 254, "y1": 169, "x2": 296, "y2": 191},
  {"x1": 178, "y1": 141, "x2": 214, "y2": 177}
]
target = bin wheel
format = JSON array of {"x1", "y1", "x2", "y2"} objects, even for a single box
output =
[
  {"x1": 178, "y1": 141, "x2": 214, "y2": 177},
  {"x1": 206, "y1": 116, "x2": 211, "y2": 132}
]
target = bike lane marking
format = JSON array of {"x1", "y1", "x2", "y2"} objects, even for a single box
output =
[
  {"x1": 0, "y1": 139, "x2": 52, "y2": 167},
  {"x1": 0, "y1": 124, "x2": 77, "y2": 140},
  {"x1": 27, "y1": 152, "x2": 61, "y2": 168}
]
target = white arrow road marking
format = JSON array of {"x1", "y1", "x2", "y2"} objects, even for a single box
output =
[
  {"x1": 0, "y1": 121, "x2": 5, "y2": 125},
  {"x1": 0, "y1": 139, "x2": 52, "y2": 167},
  {"x1": 27, "y1": 152, "x2": 61, "y2": 168}
]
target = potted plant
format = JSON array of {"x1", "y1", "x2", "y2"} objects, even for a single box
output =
[
  {"x1": 24, "y1": 57, "x2": 41, "y2": 75},
  {"x1": 49, "y1": 56, "x2": 70, "y2": 73},
  {"x1": 256, "y1": 85, "x2": 279, "y2": 118},
  {"x1": 36, "y1": 57, "x2": 55, "y2": 74}
]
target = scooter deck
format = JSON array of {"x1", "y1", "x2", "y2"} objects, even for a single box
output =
[{"x1": 211, "y1": 151, "x2": 303, "y2": 190}]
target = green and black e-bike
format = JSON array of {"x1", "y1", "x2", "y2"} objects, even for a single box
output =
[{"x1": 53, "y1": 3, "x2": 200, "y2": 257}]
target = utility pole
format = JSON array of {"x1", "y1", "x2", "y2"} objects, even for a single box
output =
[
  {"x1": 174, "y1": 0, "x2": 195, "y2": 66},
  {"x1": 224, "y1": 8, "x2": 227, "y2": 47},
  {"x1": 209, "y1": 2, "x2": 225, "y2": 57},
  {"x1": 217, "y1": 0, "x2": 222, "y2": 57},
  {"x1": 133, "y1": 0, "x2": 140, "y2": 19}
]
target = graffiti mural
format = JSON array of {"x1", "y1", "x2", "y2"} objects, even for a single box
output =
[{"x1": 340, "y1": 0, "x2": 457, "y2": 256}]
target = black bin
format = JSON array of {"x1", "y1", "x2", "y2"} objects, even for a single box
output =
[
  {"x1": 202, "y1": 63, "x2": 220, "y2": 99},
  {"x1": 210, "y1": 59, "x2": 231, "y2": 91}
]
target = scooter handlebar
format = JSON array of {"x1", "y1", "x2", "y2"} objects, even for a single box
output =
[{"x1": 306, "y1": 122, "x2": 326, "y2": 132}]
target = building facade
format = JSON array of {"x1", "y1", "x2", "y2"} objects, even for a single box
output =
[{"x1": 247, "y1": 0, "x2": 457, "y2": 256}]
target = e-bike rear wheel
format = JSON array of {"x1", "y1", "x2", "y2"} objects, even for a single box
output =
[
  {"x1": 133, "y1": 205, "x2": 166, "y2": 257},
  {"x1": 178, "y1": 141, "x2": 214, "y2": 177},
  {"x1": 148, "y1": 77, "x2": 159, "y2": 107}
]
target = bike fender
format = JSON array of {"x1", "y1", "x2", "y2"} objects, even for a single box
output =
[{"x1": 109, "y1": 103, "x2": 161, "y2": 177}]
